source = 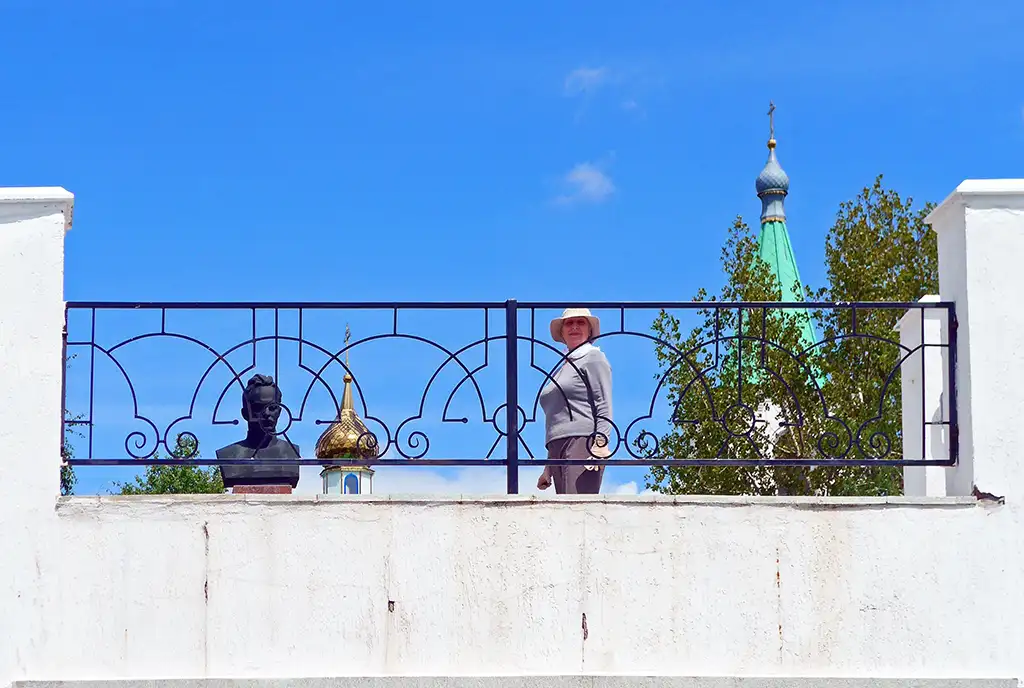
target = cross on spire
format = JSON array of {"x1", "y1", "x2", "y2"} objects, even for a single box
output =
[
  {"x1": 767, "y1": 100, "x2": 776, "y2": 141},
  {"x1": 344, "y1": 323, "x2": 351, "y2": 367}
]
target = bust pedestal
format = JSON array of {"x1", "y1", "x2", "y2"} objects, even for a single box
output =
[
  {"x1": 216, "y1": 438, "x2": 301, "y2": 492},
  {"x1": 231, "y1": 484, "x2": 293, "y2": 495},
  {"x1": 217, "y1": 460, "x2": 301, "y2": 491}
]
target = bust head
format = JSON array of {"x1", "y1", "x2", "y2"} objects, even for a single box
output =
[
  {"x1": 217, "y1": 373, "x2": 300, "y2": 487},
  {"x1": 241, "y1": 374, "x2": 283, "y2": 436}
]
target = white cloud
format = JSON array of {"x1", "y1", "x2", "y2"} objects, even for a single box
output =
[
  {"x1": 612, "y1": 481, "x2": 655, "y2": 496},
  {"x1": 620, "y1": 99, "x2": 647, "y2": 122},
  {"x1": 554, "y1": 162, "x2": 615, "y2": 206},
  {"x1": 297, "y1": 465, "x2": 644, "y2": 496},
  {"x1": 563, "y1": 66, "x2": 610, "y2": 97},
  {"x1": 562, "y1": 66, "x2": 649, "y2": 121}
]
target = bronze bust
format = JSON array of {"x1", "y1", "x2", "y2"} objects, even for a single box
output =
[{"x1": 216, "y1": 374, "x2": 300, "y2": 488}]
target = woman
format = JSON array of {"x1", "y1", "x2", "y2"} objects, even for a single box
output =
[{"x1": 537, "y1": 307, "x2": 613, "y2": 494}]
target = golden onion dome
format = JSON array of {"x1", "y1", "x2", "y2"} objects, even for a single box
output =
[{"x1": 315, "y1": 333, "x2": 379, "y2": 463}]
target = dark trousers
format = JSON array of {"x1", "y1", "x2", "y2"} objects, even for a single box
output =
[{"x1": 546, "y1": 436, "x2": 605, "y2": 494}]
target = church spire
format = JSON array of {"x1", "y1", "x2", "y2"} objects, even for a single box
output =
[
  {"x1": 753, "y1": 102, "x2": 823, "y2": 385},
  {"x1": 755, "y1": 101, "x2": 802, "y2": 304},
  {"x1": 316, "y1": 324, "x2": 377, "y2": 495},
  {"x1": 755, "y1": 100, "x2": 790, "y2": 223}
]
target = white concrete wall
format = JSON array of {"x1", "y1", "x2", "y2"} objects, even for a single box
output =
[
  {"x1": 20, "y1": 493, "x2": 1024, "y2": 680},
  {"x1": 0, "y1": 188, "x2": 76, "y2": 688},
  {"x1": 0, "y1": 187, "x2": 72, "y2": 511},
  {"x1": 4, "y1": 182, "x2": 1024, "y2": 685}
]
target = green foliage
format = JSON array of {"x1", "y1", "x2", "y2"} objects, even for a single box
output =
[
  {"x1": 805, "y1": 176, "x2": 937, "y2": 496},
  {"x1": 113, "y1": 434, "x2": 225, "y2": 495},
  {"x1": 646, "y1": 176, "x2": 938, "y2": 496},
  {"x1": 61, "y1": 353, "x2": 80, "y2": 496},
  {"x1": 60, "y1": 450, "x2": 77, "y2": 496},
  {"x1": 61, "y1": 412, "x2": 79, "y2": 496},
  {"x1": 645, "y1": 217, "x2": 824, "y2": 495}
]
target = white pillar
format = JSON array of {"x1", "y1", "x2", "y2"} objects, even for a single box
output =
[
  {"x1": 927, "y1": 180, "x2": 1024, "y2": 498},
  {"x1": 897, "y1": 295, "x2": 949, "y2": 497},
  {"x1": 0, "y1": 187, "x2": 73, "y2": 688},
  {"x1": 0, "y1": 187, "x2": 73, "y2": 510}
]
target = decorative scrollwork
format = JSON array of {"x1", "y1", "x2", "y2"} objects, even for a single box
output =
[
  {"x1": 814, "y1": 416, "x2": 854, "y2": 460},
  {"x1": 627, "y1": 426, "x2": 660, "y2": 459},
  {"x1": 855, "y1": 417, "x2": 894, "y2": 460},
  {"x1": 515, "y1": 301, "x2": 953, "y2": 468},
  {"x1": 62, "y1": 300, "x2": 955, "y2": 472},
  {"x1": 394, "y1": 416, "x2": 430, "y2": 460},
  {"x1": 124, "y1": 417, "x2": 160, "y2": 460}
]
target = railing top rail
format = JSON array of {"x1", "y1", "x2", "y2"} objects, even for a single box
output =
[
  {"x1": 519, "y1": 300, "x2": 954, "y2": 310},
  {"x1": 64, "y1": 301, "x2": 510, "y2": 310},
  {"x1": 64, "y1": 300, "x2": 956, "y2": 310}
]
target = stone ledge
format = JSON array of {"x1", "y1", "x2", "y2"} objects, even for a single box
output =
[
  {"x1": 11, "y1": 677, "x2": 1020, "y2": 688},
  {"x1": 55, "y1": 493, "x2": 980, "y2": 510},
  {"x1": 0, "y1": 185, "x2": 74, "y2": 204},
  {"x1": 52, "y1": 492, "x2": 984, "y2": 521}
]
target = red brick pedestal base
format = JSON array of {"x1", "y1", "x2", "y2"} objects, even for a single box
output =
[{"x1": 231, "y1": 485, "x2": 293, "y2": 494}]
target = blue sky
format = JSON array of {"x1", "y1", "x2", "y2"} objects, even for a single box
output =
[{"x1": 4, "y1": 0, "x2": 1023, "y2": 495}]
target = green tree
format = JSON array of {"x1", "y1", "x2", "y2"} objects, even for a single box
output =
[
  {"x1": 113, "y1": 434, "x2": 225, "y2": 495},
  {"x1": 646, "y1": 176, "x2": 937, "y2": 496},
  {"x1": 805, "y1": 176, "x2": 937, "y2": 495},
  {"x1": 644, "y1": 217, "x2": 823, "y2": 495}
]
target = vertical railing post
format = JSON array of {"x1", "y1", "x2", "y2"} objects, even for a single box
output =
[
  {"x1": 60, "y1": 308, "x2": 68, "y2": 458},
  {"x1": 505, "y1": 299, "x2": 519, "y2": 494},
  {"x1": 948, "y1": 303, "x2": 959, "y2": 466}
]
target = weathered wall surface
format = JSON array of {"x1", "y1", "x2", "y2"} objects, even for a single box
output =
[{"x1": 4, "y1": 494, "x2": 1017, "y2": 682}]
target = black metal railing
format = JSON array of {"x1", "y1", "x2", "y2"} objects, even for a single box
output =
[{"x1": 62, "y1": 299, "x2": 957, "y2": 493}]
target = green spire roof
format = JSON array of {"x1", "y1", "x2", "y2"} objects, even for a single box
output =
[
  {"x1": 758, "y1": 219, "x2": 818, "y2": 356},
  {"x1": 755, "y1": 106, "x2": 822, "y2": 385}
]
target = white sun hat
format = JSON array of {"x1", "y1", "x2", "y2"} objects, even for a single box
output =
[{"x1": 549, "y1": 307, "x2": 601, "y2": 344}]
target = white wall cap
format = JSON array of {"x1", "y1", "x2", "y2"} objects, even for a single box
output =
[
  {"x1": 926, "y1": 179, "x2": 1024, "y2": 226},
  {"x1": 0, "y1": 186, "x2": 75, "y2": 230}
]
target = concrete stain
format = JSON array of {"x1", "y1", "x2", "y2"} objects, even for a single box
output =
[
  {"x1": 776, "y1": 547, "x2": 783, "y2": 661},
  {"x1": 202, "y1": 521, "x2": 210, "y2": 603},
  {"x1": 202, "y1": 520, "x2": 210, "y2": 674}
]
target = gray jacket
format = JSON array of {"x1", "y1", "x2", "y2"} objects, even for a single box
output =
[{"x1": 539, "y1": 344, "x2": 613, "y2": 448}]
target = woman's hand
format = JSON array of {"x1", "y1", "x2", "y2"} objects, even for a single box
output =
[
  {"x1": 585, "y1": 436, "x2": 611, "y2": 470},
  {"x1": 537, "y1": 467, "x2": 553, "y2": 490}
]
